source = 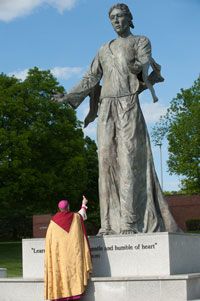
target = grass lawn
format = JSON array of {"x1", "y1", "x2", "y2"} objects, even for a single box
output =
[{"x1": 0, "y1": 241, "x2": 22, "y2": 277}]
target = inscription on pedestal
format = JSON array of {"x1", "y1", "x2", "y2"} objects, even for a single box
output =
[
  {"x1": 22, "y1": 233, "x2": 200, "y2": 278},
  {"x1": 91, "y1": 242, "x2": 158, "y2": 259}
]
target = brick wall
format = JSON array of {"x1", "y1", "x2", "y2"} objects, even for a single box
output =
[
  {"x1": 33, "y1": 214, "x2": 52, "y2": 238},
  {"x1": 166, "y1": 195, "x2": 200, "y2": 231}
]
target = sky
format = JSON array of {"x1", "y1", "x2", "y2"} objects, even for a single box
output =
[{"x1": 0, "y1": 0, "x2": 199, "y2": 191}]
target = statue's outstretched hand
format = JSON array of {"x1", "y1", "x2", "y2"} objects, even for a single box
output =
[
  {"x1": 52, "y1": 93, "x2": 76, "y2": 109},
  {"x1": 52, "y1": 93, "x2": 65, "y2": 103}
]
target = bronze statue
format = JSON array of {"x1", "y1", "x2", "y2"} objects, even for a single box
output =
[{"x1": 54, "y1": 3, "x2": 179, "y2": 235}]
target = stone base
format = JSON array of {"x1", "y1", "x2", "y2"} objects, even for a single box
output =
[
  {"x1": 84, "y1": 274, "x2": 200, "y2": 301},
  {"x1": 15, "y1": 233, "x2": 200, "y2": 300},
  {"x1": 22, "y1": 232, "x2": 200, "y2": 278},
  {"x1": 0, "y1": 274, "x2": 200, "y2": 301},
  {"x1": 90, "y1": 232, "x2": 200, "y2": 277}
]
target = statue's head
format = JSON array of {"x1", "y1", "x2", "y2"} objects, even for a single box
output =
[{"x1": 109, "y1": 3, "x2": 134, "y2": 35}]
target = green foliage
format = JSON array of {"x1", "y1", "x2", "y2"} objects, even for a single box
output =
[
  {"x1": 0, "y1": 216, "x2": 32, "y2": 241},
  {"x1": 152, "y1": 77, "x2": 200, "y2": 193},
  {"x1": 83, "y1": 136, "x2": 100, "y2": 234},
  {"x1": 163, "y1": 191, "x2": 182, "y2": 196},
  {"x1": 186, "y1": 219, "x2": 200, "y2": 232},
  {"x1": 0, "y1": 68, "x2": 99, "y2": 227}
]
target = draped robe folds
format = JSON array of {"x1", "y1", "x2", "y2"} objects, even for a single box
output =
[
  {"x1": 44, "y1": 212, "x2": 92, "y2": 301},
  {"x1": 66, "y1": 34, "x2": 179, "y2": 234}
]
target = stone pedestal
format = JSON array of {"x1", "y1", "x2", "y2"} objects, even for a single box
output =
[
  {"x1": 90, "y1": 232, "x2": 200, "y2": 277},
  {"x1": 22, "y1": 238, "x2": 45, "y2": 278},
  {"x1": 1, "y1": 232, "x2": 198, "y2": 300},
  {"x1": 22, "y1": 232, "x2": 200, "y2": 278}
]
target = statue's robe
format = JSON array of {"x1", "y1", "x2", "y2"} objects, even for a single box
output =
[
  {"x1": 65, "y1": 35, "x2": 179, "y2": 234},
  {"x1": 44, "y1": 212, "x2": 92, "y2": 301}
]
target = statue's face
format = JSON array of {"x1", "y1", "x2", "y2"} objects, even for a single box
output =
[{"x1": 109, "y1": 8, "x2": 130, "y2": 35}]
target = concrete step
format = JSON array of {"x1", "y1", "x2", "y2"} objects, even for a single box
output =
[
  {"x1": 83, "y1": 274, "x2": 200, "y2": 301},
  {"x1": 0, "y1": 273, "x2": 200, "y2": 301}
]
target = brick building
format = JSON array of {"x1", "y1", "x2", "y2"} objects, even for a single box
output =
[
  {"x1": 33, "y1": 214, "x2": 51, "y2": 238},
  {"x1": 166, "y1": 194, "x2": 200, "y2": 231}
]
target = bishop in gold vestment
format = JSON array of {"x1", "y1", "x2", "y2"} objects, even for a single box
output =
[{"x1": 44, "y1": 199, "x2": 92, "y2": 301}]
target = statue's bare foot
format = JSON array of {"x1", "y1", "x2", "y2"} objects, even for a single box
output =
[
  {"x1": 105, "y1": 229, "x2": 117, "y2": 235},
  {"x1": 120, "y1": 229, "x2": 138, "y2": 235},
  {"x1": 97, "y1": 228, "x2": 116, "y2": 236}
]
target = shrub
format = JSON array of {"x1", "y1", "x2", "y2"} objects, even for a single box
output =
[
  {"x1": 0, "y1": 216, "x2": 32, "y2": 241},
  {"x1": 186, "y1": 219, "x2": 200, "y2": 232}
]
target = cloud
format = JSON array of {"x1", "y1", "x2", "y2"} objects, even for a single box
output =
[
  {"x1": 51, "y1": 66, "x2": 83, "y2": 80},
  {"x1": 47, "y1": 0, "x2": 77, "y2": 13},
  {"x1": 0, "y1": 0, "x2": 41, "y2": 22},
  {"x1": 9, "y1": 66, "x2": 83, "y2": 81},
  {"x1": 83, "y1": 122, "x2": 97, "y2": 140},
  {"x1": 141, "y1": 101, "x2": 167, "y2": 124},
  {"x1": 8, "y1": 68, "x2": 29, "y2": 81},
  {"x1": 0, "y1": 0, "x2": 77, "y2": 22}
]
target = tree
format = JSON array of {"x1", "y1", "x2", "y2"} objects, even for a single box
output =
[
  {"x1": 83, "y1": 136, "x2": 100, "y2": 233},
  {"x1": 152, "y1": 77, "x2": 200, "y2": 194},
  {"x1": 0, "y1": 68, "x2": 99, "y2": 221}
]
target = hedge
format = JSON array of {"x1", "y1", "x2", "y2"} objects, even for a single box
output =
[
  {"x1": 186, "y1": 219, "x2": 200, "y2": 232},
  {"x1": 0, "y1": 216, "x2": 32, "y2": 241}
]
